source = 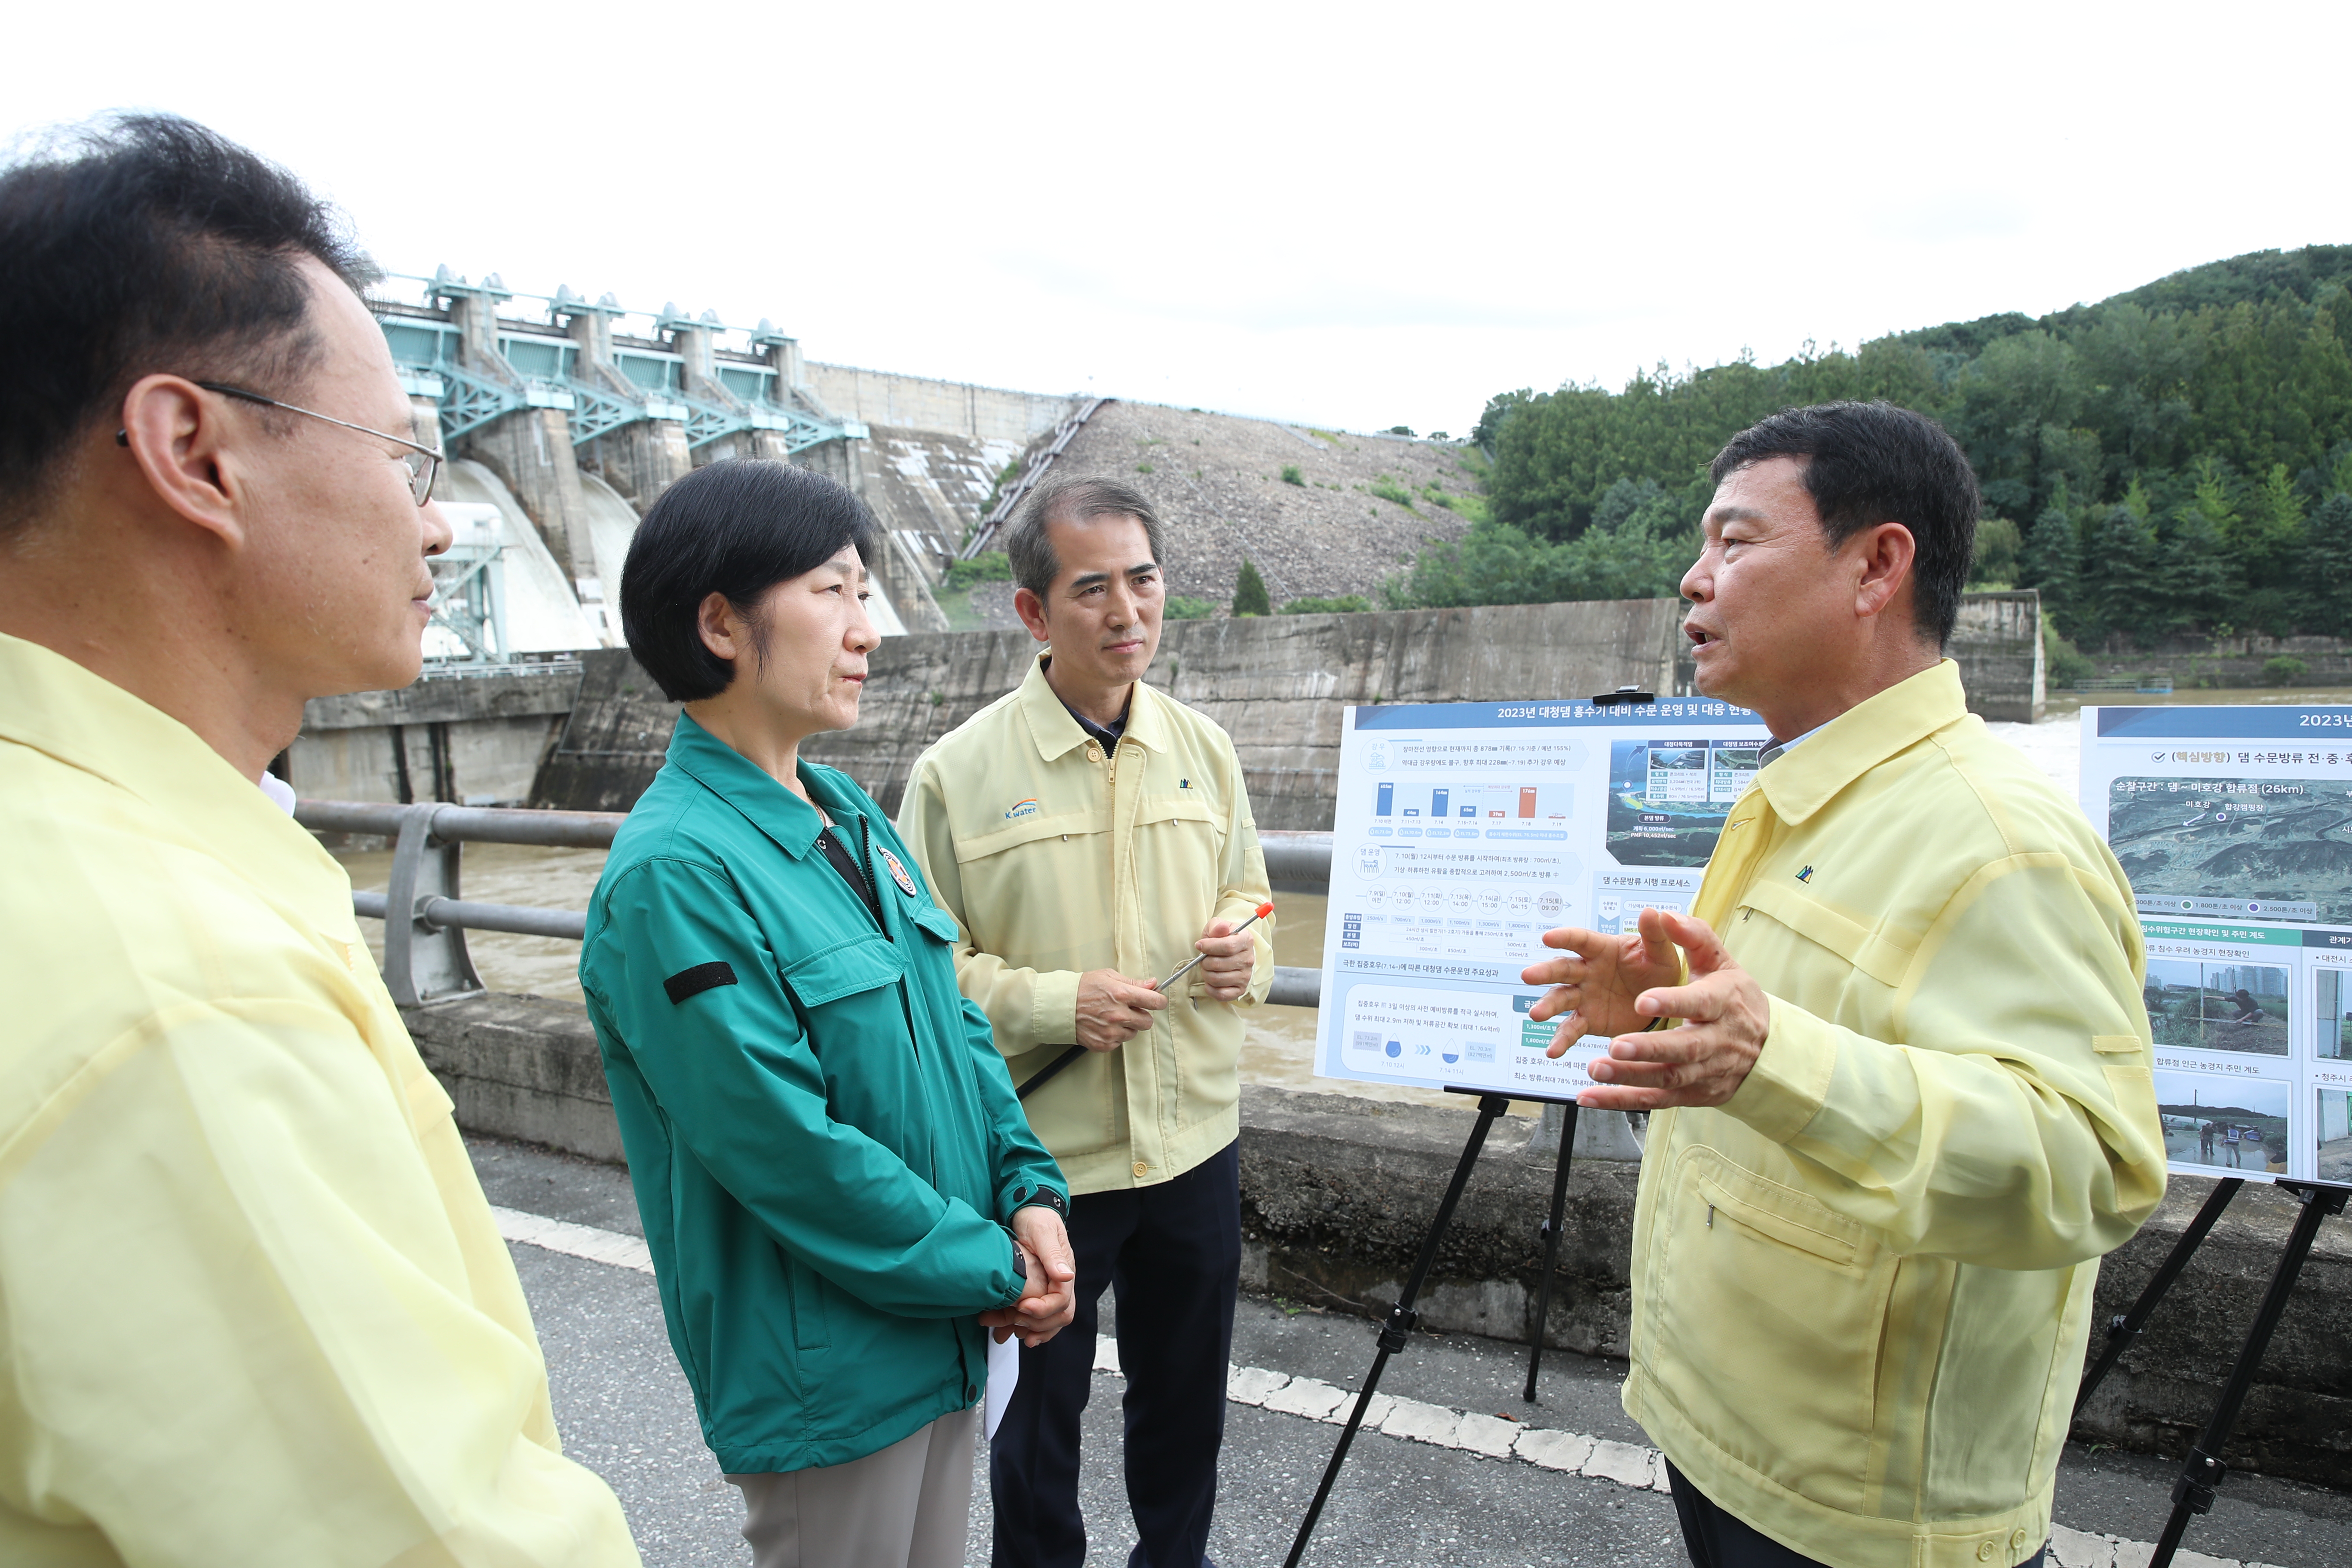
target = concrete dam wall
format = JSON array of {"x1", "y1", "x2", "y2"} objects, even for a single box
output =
[{"x1": 529, "y1": 592, "x2": 2044, "y2": 825}]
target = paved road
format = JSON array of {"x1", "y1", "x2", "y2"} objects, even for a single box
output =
[{"x1": 471, "y1": 1137, "x2": 2352, "y2": 1568}]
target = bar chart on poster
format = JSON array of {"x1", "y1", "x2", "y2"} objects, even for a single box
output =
[
  {"x1": 1315, "y1": 698, "x2": 1770, "y2": 1098},
  {"x1": 2082, "y1": 706, "x2": 2352, "y2": 1187}
]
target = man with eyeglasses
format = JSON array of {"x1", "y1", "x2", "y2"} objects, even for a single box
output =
[{"x1": 0, "y1": 115, "x2": 639, "y2": 1565}]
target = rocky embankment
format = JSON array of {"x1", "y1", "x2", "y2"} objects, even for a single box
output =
[{"x1": 965, "y1": 401, "x2": 1480, "y2": 623}]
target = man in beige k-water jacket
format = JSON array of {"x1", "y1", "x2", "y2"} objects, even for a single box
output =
[{"x1": 900, "y1": 477, "x2": 1272, "y2": 1568}]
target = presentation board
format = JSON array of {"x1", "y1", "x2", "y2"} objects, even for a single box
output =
[
  {"x1": 2082, "y1": 706, "x2": 2352, "y2": 1187},
  {"x1": 1313, "y1": 698, "x2": 1770, "y2": 1098}
]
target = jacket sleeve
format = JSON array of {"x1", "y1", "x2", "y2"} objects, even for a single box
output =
[
  {"x1": 898, "y1": 753, "x2": 1081, "y2": 1053},
  {"x1": 0, "y1": 1001, "x2": 640, "y2": 1568},
  {"x1": 959, "y1": 993, "x2": 1072, "y2": 1217},
  {"x1": 1721, "y1": 850, "x2": 2169, "y2": 1270},
  {"x1": 1202, "y1": 741, "x2": 1274, "y2": 1007},
  {"x1": 591, "y1": 856, "x2": 1023, "y2": 1318}
]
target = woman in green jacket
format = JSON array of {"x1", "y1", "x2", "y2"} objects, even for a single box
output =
[{"x1": 578, "y1": 460, "x2": 1074, "y2": 1568}]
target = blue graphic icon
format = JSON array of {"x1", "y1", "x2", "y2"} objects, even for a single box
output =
[
  {"x1": 1384, "y1": 1039, "x2": 1402, "y2": 1058},
  {"x1": 1441, "y1": 1050, "x2": 1461, "y2": 1065}
]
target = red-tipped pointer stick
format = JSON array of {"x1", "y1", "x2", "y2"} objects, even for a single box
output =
[
  {"x1": 1017, "y1": 901, "x2": 1275, "y2": 1102},
  {"x1": 1152, "y1": 900, "x2": 1275, "y2": 992}
]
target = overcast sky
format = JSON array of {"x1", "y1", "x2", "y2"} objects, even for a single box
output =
[{"x1": 12, "y1": 1, "x2": 2347, "y2": 435}]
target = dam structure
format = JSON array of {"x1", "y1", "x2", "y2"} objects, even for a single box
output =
[
  {"x1": 290, "y1": 272, "x2": 2043, "y2": 813},
  {"x1": 374, "y1": 267, "x2": 1087, "y2": 647}
]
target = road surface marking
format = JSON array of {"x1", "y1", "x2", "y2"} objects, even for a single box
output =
[{"x1": 497, "y1": 1209, "x2": 2278, "y2": 1567}]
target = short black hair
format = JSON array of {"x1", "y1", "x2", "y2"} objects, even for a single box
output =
[
  {"x1": 1709, "y1": 401, "x2": 1979, "y2": 646},
  {"x1": 620, "y1": 459, "x2": 877, "y2": 701},
  {"x1": 0, "y1": 113, "x2": 373, "y2": 538},
  {"x1": 1004, "y1": 475, "x2": 1167, "y2": 597}
]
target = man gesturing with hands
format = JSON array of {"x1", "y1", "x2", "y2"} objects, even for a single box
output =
[{"x1": 1522, "y1": 404, "x2": 2164, "y2": 1568}]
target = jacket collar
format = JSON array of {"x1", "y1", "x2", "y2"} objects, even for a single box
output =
[
  {"x1": 1017, "y1": 651, "x2": 1170, "y2": 763},
  {"x1": 0, "y1": 629, "x2": 357, "y2": 937},
  {"x1": 1753, "y1": 659, "x2": 1971, "y2": 827},
  {"x1": 665, "y1": 710, "x2": 866, "y2": 861}
]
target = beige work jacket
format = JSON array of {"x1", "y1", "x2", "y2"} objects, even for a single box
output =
[{"x1": 897, "y1": 655, "x2": 1273, "y2": 1194}]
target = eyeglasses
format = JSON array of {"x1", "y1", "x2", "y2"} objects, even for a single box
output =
[{"x1": 115, "y1": 380, "x2": 444, "y2": 506}]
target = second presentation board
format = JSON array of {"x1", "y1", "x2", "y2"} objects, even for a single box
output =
[{"x1": 2082, "y1": 705, "x2": 2352, "y2": 1187}]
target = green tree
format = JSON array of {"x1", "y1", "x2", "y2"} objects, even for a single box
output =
[
  {"x1": 2081, "y1": 504, "x2": 2157, "y2": 646},
  {"x1": 2153, "y1": 506, "x2": 2235, "y2": 637},
  {"x1": 2305, "y1": 493, "x2": 2352, "y2": 635},
  {"x1": 1231, "y1": 559, "x2": 1271, "y2": 617},
  {"x1": 2018, "y1": 481, "x2": 2081, "y2": 628}
]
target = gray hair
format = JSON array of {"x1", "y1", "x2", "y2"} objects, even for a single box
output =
[{"x1": 1004, "y1": 475, "x2": 1167, "y2": 597}]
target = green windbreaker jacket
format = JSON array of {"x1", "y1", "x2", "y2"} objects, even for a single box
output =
[{"x1": 579, "y1": 714, "x2": 1066, "y2": 1475}]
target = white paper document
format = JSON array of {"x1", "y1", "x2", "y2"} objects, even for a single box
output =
[{"x1": 985, "y1": 1329, "x2": 1020, "y2": 1439}]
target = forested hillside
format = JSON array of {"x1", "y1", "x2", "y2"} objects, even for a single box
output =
[{"x1": 1405, "y1": 245, "x2": 2352, "y2": 649}]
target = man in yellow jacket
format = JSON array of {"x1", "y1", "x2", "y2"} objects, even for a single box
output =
[
  {"x1": 0, "y1": 117, "x2": 637, "y2": 1565},
  {"x1": 898, "y1": 476, "x2": 1274, "y2": 1568},
  {"x1": 1524, "y1": 402, "x2": 2165, "y2": 1568}
]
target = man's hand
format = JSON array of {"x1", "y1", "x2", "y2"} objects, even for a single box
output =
[
  {"x1": 980, "y1": 1207, "x2": 1078, "y2": 1346},
  {"x1": 1520, "y1": 905, "x2": 1685, "y2": 1047},
  {"x1": 1191, "y1": 917, "x2": 1256, "y2": 1002},
  {"x1": 1571, "y1": 911, "x2": 1771, "y2": 1112},
  {"x1": 1075, "y1": 969, "x2": 1167, "y2": 1051}
]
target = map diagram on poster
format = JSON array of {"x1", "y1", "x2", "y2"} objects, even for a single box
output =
[
  {"x1": 2082, "y1": 707, "x2": 2352, "y2": 1188},
  {"x1": 1315, "y1": 698, "x2": 1769, "y2": 1098}
]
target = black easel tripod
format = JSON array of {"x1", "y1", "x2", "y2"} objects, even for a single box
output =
[
  {"x1": 1283, "y1": 1086, "x2": 1583, "y2": 1568},
  {"x1": 2071, "y1": 1174, "x2": 2348, "y2": 1568}
]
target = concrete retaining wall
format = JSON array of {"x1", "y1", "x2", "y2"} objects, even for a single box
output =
[
  {"x1": 533, "y1": 592, "x2": 2043, "y2": 826},
  {"x1": 804, "y1": 362, "x2": 1076, "y2": 445},
  {"x1": 536, "y1": 599, "x2": 1686, "y2": 823},
  {"x1": 399, "y1": 990, "x2": 2352, "y2": 1485},
  {"x1": 291, "y1": 665, "x2": 582, "y2": 807},
  {"x1": 2081, "y1": 633, "x2": 2352, "y2": 689}
]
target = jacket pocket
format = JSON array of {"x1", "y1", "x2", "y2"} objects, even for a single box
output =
[
  {"x1": 1738, "y1": 880, "x2": 1914, "y2": 988},
  {"x1": 1648, "y1": 1146, "x2": 1892, "y2": 1508},
  {"x1": 906, "y1": 903, "x2": 963, "y2": 946},
  {"x1": 788, "y1": 1254, "x2": 830, "y2": 1353},
  {"x1": 780, "y1": 934, "x2": 906, "y2": 1007}
]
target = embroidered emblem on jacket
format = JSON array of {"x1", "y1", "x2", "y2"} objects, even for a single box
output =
[
  {"x1": 881, "y1": 848, "x2": 919, "y2": 896},
  {"x1": 1796, "y1": 865, "x2": 1815, "y2": 882},
  {"x1": 1005, "y1": 798, "x2": 1041, "y2": 820}
]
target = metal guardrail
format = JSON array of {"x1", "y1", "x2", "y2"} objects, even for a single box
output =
[{"x1": 302, "y1": 801, "x2": 1332, "y2": 1010}]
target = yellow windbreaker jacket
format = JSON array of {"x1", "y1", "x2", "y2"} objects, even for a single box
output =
[
  {"x1": 0, "y1": 632, "x2": 637, "y2": 1568},
  {"x1": 897, "y1": 655, "x2": 1273, "y2": 1194},
  {"x1": 1626, "y1": 661, "x2": 2166, "y2": 1568}
]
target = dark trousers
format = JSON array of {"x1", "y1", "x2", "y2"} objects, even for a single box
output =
[
  {"x1": 1665, "y1": 1461, "x2": 2047, "y2": 1568},
  {"x1": 990, "y1": 1141, "x2": 1240, "y2": 1568}
]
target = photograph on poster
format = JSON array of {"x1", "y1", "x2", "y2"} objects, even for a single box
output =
[
  {"x1": 1606, "y1": 738, "x2": 1741, "y2": 867},
  {"x1": 2107, "y1": 775, "x2": 2352, "y2": 925},
  {"x1": 2311, "y1": 968, "x2": 2352, "y2": 1060},
  {"x1": 2319, "y1": 1089, "x2": 2352, "y2": 1184},
  {"x1": 2142, "y1": 956, "x2": 2290, "y2": 1057},
  {"x1": 2152, "y1": 1066, "x2": 2290, "y2": 1175}
]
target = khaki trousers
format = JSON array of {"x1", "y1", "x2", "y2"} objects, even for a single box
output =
[{"x1": 728, "y1": 1408, "x2": 977, "y2": 1568}]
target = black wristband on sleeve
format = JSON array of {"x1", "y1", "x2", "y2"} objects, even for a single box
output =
[{"x1": 1010, "y1": 1185, "x2": 1068, "y2": 1220}]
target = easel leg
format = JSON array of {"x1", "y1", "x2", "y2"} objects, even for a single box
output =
[
  {"x1": 2147, "y1": 1181, "x2": 2348, "y2": 1568},
  {"x1": 1523, "y1": 1102, "x2": 1579, "y2": 1403},
  {"x1": 2075, "y1": 1178, "x2": 2243, "y2": 1418},
  {"x1": 1283, "y1": 1093, "x2": 1512, "y2": 1568}
]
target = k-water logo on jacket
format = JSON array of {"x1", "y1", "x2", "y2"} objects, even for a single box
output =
[{"x1": 1005, "y1": 799, "x2": 1041, "y2": 820}]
